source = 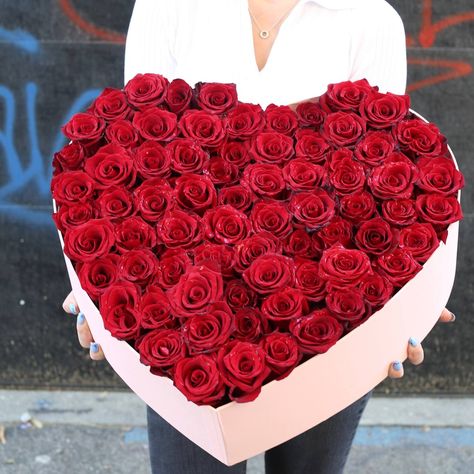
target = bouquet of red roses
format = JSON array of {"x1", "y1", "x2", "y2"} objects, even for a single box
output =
[{"x1": 51, "y1": 74, "x2": 464, "y2": 408}]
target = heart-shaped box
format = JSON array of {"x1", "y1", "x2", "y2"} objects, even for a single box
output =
[{"x1": 53, "y1": 109, "x2": 460, "y2": 466}]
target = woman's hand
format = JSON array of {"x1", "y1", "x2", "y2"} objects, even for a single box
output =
[
  {"x1": 62, "y1": 290, "x2": 105, "y2": 361},
  {"x1": 388, "y1": 308, "x2": 455, "y2": 378}
]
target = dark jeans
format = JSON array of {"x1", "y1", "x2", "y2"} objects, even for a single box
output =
[{"x1": 146, "y1": 389, "x2": 372, "y2": 474}]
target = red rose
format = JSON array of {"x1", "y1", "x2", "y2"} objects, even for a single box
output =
[
  {"x1": 175, "y1": 174, "x2": 217, "y2": 215},
  {"x1": 217, "y1": 340, "x2": 271, "y2": 402},
  {"x1": 261, "y1": 288, "x2": 308, "y2": 327},
  {"x1": 174, "y1": 355, "x2": 226, "y2": 405},
  {"x1": 204, "y1": 157, "x2": 240, "y2": 186},
  {"x1": 399, "y1": 223, "x2": 440, "y2": 263},
  {"x1": 64, "y1": 218, "x2": 115, "y2": 263},
  {"x1": 124, "y1": 73, "x2": 169, "y2": 108},
  {"x1": 394, "y1": 118, "x2": 449, "y2": 158},
  {"x1": 195, "y1": 82, "x2": 238, "y2": 114},
  {"x1": 182, "y1": 302, "x2": 234, "y2": 354},
  {"x1": 354, "y1": 130, "x2": 395, "y2": 167},
  {"x1": 282, "y1": 158, "x2": 327, "y2": 191},
  {"x1": 224, "y1": 279, "x2": 257, "y2": 310},
  {"x1": 243, "y1": 254, "x2": 295, "y2": 295},
  {"x1": 296, "y1": 260, "x2": 328, "y2": 303},
  {"x1": 114, "y1": 216, "x2": 157, "y2": 253},
  {"x1": 289, "y1": 309, "x2": 344, "y2": 354},
  {"x1": 156, "y1": 210, "x2": 202, "y2": 249},
  {"x1": 250, "y1": 131, "x2": 294, "y2": 164},
  {"x1": 136, "y1": 328, "x2": 185, "y2": 375},
  {"x1": 225, "y1": 103, "x2": 265, "y2": 139},
  {"x1": 326, "y1": 288, "x2": 369, "y2": 325},
  {"x1": 262, "y1": 332, "x2": 301, "y2": 380},
  {"x1": 139, "y1": 285, "x2": 174, "y2": 330},
  {"x1": 243, "y1": 163, "x2": 286, "y2": 199},
  {"x1": 322, "y1": 111, "x2": 366, "y2": 147},
  {"x1": 359, "y1": 90, "x2": 410, "y2": 129},
  {"x1": 368, "y1": 152, "x2": 418, "y2": 200},
  {"x1": 53, "y1": 142, "x2": 85, "y2": 171},
  {"x1": 329, "y1": 156, "x2": 366, "y2": 195},
  {"x1": 376, "y1": 248, "x2": 422, "y2": 287},
  {"x1": 328, "y1": 147, "x2": 354, "y2": 171},
  {"x1": 204, "y1": 205, "x2": 250, "y2": 245},
  {"x1": 234, "y1": 308, "x2": 269, "y2": 342},
  {"x1": 354, "y1": 217, "x2": 398, "y2": 256},
  {"x1": 218, "y1": 185, "x2": 255, "y2": 212},
  {"x1": 283, "y1": 230, "x2": 317, "y2": 258},
  {"x1": 132, "y1": 107, "x2": 178, "y2": 142},
  {"x1": 77, "y1": 254, "x2": 120, "y2": 300},
  {"x1": 105, "y1": 119, "x2": 140, "y2": 148},
  {"x1": 118, "y1": 249, "x2": 159, "y2": 286},
  {"x1": 61, "y1": 112, "x2": 105, "y2": 142},
  {"x1": 97, "y1": 186, "x2": 135, "y2": 221},
  {"x1": 84, "y1": 143, "x2": 136, "y2": 189},
  {"x1": 250, "y1": 200, "x2": 292, "y2": 238},
  {"x1": 234, "y1": 231, "x2": 282, "y2": 272},
  {"x1": 381, "y1": 199, "x2": 417, "y2": 226},
  {"x1": 339, "y1": 191, "x2": 377, "y2": 223},
  {"x1": 359, "y1": 272, "x2": 394, "y2": 309},
  {"x1": 319, "y1": 79, "x2": 373, "y2": 113},
  {"x1": 167, "y1": 138, "x2": 209, "y2": 174},
  {"x1": 220, "y1": 140, "x2": 251, "y2": 168},
  {"x1": 51, "y1": 170, "x2": 95, "y2": 205},
  {"x1": 193, "y1": 242, "x2": 235, "y2": 277},
  {"x1": 134, "y1": 179, "x2": 174, "y2": 223},
  {"x1": 165, "y1": 78, "x2": 193, "y2": 114},
  {"x1": 156, "y1": 249, "x2": 191, "y2": 289},
  {"x1": 319, "y1": 245, "x2": 372, "y2": 287},
  {"x1": 169, "y1": 265, "x2": 224, "y2": 318},
  {"x1": 317, "y1": 216, "x2": 353, "y2": 249},
  {"x1": 89, "y1": 88, "x2": 131, "y2": 121},
  {"x1": 134, "y1": 141, "x2": 171, "y2": 179},
  {"x1": 179, "y1": 109, "x2": 226, "y2": 148},
  {"x1": 264, "y1": 104, "x2": 298, "y2": 136},
  {"x1": 289, "y1": 190, "x2": 336, "y2": 229},
  {"x1": 416, "y1": 157, "x2": 464, "y2": 196},
  {"x1": 415, "y1": 194, "x2": 463, "y2": 227},
  {"x1": 99, "y1": 281, "x2": 142, "y2": 340},
  {"x1": 52, "y1": 202, "x2": 96, "y2": 233},
  {"x1": 295, "y1": 130, "x2": 332, "y2": 164},
  {"x1": 295, "y1": 100, "x2": 327, "y2": 128}
]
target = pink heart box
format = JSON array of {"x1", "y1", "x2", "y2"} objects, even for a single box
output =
[{"x1": 53, "y1": 109, "x2": 460, "y2": 466}]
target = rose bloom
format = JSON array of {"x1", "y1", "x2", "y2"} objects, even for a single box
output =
[
  {"x1": 264, "y1": 104, "x2": 299, "y2": 136},
  {"x1": 262, "y1": 332, "x2": 301, "y2": 380},
  {"x1": 289, "y1": 309, "x2": 344, "y2": 355},
  {"x1": 217, "y1": 340, "x2": 271, "y2": 402},
  {"x1": 233, "y1": 308, "x2": 269, "y2": 343}
]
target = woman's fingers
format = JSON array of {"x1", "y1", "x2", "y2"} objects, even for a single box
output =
[
  {"x1": 407, "y1": 337, "x2": 424, "y2": 365},
  {"x1": 89, "y1": 341, "x2": 105, "y2": 360},
  {"x1": 438, "y1": 307, "x2": 456, "y2": 323},
  {"x1": 76, "y1": 312, "x2": 93, "y2": 348},
  {"x1": 62, "y1": 290, "x2": 79, "y2": 315},
  {"x1": 388, "y1": 360, "x2": 404, "y2": 378}
]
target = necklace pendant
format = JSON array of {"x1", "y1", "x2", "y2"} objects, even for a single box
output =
[{"x1": 259, "y1": 30, "x2": 270, "y2": 39}]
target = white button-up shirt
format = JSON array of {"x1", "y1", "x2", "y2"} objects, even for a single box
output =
[{"x1": 124, "y1": 0, "x2": 407, "y2": 109}]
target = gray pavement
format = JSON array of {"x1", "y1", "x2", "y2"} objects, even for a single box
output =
[{"x1": 1, "y1": 391, "x2": 474, "y2": 473}]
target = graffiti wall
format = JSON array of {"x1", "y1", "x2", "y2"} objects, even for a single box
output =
[{"x1": 0, "y1": 0, "x2": 472, "y2": 393}]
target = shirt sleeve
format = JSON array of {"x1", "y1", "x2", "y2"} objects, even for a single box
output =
[
  {"x1": 124, "y1": 0, "x2": 177, "y2": 86},
  {"x1": 348, "y1": 2, "x2": 407, "y2": 95}
]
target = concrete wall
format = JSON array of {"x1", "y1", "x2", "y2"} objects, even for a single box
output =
[{"x1": 0, "y1": 0, "x2": 472, "y2": 393}]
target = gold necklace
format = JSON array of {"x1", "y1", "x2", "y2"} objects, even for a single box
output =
[{"x1": 247, "y1": 2, "x2": 298, "y2": 39}]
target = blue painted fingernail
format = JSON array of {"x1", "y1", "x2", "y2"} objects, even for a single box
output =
[
  {"x1": 69, "y1": 303, "x2": 77, "y2": 314},
  {"x1": 450, "y1": 312, "x2": 456, "y2": 322},
  {"x1": 77, "y1": 312, "x2": 85, "y2": 325},
  {"x1": 392, "y1": 361, "x2": 402, "y2": 371},
  {"x1": 409, "y1": 337, "x2": 418, "y2": 347},
  {"x1": 90, "y1": 342, "x2": 99, "y2": 353}
]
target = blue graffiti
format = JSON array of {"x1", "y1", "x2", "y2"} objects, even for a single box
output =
[{"x1": 0, "y1": 27, "x2": 101, "y2": 225}]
